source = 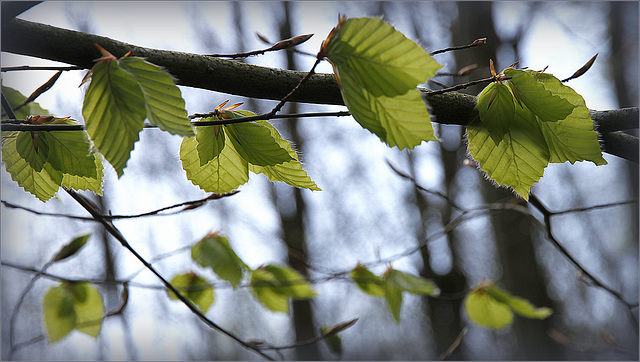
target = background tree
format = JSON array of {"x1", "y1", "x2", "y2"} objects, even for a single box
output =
[{"x1": 2, "y1": 1, "x2": 637, "y2": 360}]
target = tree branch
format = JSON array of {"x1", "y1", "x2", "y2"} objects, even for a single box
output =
[{"x1": 2, "y1": 18, "x2": 637, "y2": 161}]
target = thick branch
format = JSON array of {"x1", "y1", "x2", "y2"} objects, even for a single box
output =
[{"x1": 2, "y1": 18, "x2": 638, "y2": 161}]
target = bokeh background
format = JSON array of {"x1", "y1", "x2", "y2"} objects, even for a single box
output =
[{"x1": 2, "y1": 1, "x2": 638, "y2": 360}]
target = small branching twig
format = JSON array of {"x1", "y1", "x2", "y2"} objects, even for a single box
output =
[
  {"x1": 206, "y1": 34, "x2": 313, "y2": 59},
  {"x1": 1, "y1": 191, "x2": 239, "y2": 221},
  {"x1": 421, "y1": 76, "x2": 497, "y2": 96},
  {"x1": 528, "y1": 194, "x2": 639, "y2": 315},
  {"x1": 430, "y1": 38, "x2": 486, "y2": 56}
]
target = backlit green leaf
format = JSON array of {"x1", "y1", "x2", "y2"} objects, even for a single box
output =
[
  {"x1": 248, "y1": 121, "x2": 320, "y2": 191},
  {"x1": 323, "y1": 17, "x2": 442, "y2": 97},
  {"x1": 46, "y1": 119, "x2": 103, "y2": 179},
  {"x1": 82, "y1": 60, "x2": 146, "y2": 178},
  {"x1": 72, "y1": 283, "x2": 104, "y2": 338},
  {"x1": 226, "y1": 121, "x2": 294, "y2": 166},
  {"x1": 524, "y1": 70, "x2": 607, "y2": 165},
  {"x1": 191, "y1": 233, "x2": 247, "y2": 288},
  {"x1": 2, "y1": 134, "x2": 61, "y2": 202},
  {"x1": 485, "y1": 285, "x2": 552, "y2": 319},
  {"x1": 180, "y1": 131, "x2": 249, "y2": 193},
  {"x1": 476, "y1": 82, "x2": 515, "y2": 143},
  {"x1": 43, "y1": 284, "x2": 76, "y2": 343},
  {"x1": 505, "y1": 68, "x2": 576, "y2": 123},
  {"x1": 350, "y1": 265, "x2": 385, "y2": 297},
  {"x1": 384, "y1": 269, "x2": 439, "y2": 296},
  {"x1": 250, "y1": 264, "x2": 316, "y2": 313},
  {"x1": 322, "y1": 17, "x2": 441, "y2": 149},
  {"x1": 119, "y1": 57, "x2": 194, "y2": 137},
  {"x1": 384, "y1": 275, "x2": 403, "y2": 323},
  {"x1": 196, "y1": 122, "x2": 225, "y2": 166},
  {"x1": 467, "y1": 103, "x2": 550, "y2": 200},
  {"x1": 15, "y1": 130, "x2": 50, "y2": 172},
  {"x1": 250, "y1": 268, "x2": 290, "y2": 313},
  {"x1": 52, "y1": 234, "x2": 91, "y2": 262},
  {"x1": 167, "y1": 272, "x2": 214, "y2": 313},
  {"x1": 464, "y1": 287, "x2": 513, "y2": 330}
]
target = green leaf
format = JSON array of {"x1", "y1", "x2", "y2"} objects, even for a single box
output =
[
  {"x1": 523, "y1": 70, "x2": 607, "y2": 165},
  {"x1": 43, "y1": 284, "x2": 77, "y2": 343},
  {"x1": 384, "y1": 269, "x2": 439, "y2": 296},
  {"x1": 383, "y1": 275, "x2": 404, "y2": 323},
  {"x1": 82, "y1": 60, "x2": 146, "y2": 178},
  {"x1": 180, "y1": 131, "x2": 249, "y2": 193},
  {"x1": 191, "y1": 233, "x2": 247, "y2": 288},
  {"x1": 350, "y1": 265, "x2": 385, "y2": 297},
  {"x1": 248, "y1": 121, "x2": 320, "y2": 191},
  {"x1": 261, "y1": 264, "x2": 317, "y2": 299},
  {"x1": 476, "y1": 82, "x2": 515, "y2": 144},
  {"x1": 167, "y1": 272, "x2": 214, "y2": 313},
  {"x1": 2, "y1": 135, "x2": 62, "y2": 202},
  {"x1": 15, "y1": 130, "x2": 50, "y2": 172},
  {"x1": 340, "y1": 73, "x2": 437, "y2": 149},
  {"x1": 467, "y1": 103, "x2": 550, "y2": 200},
  {"x1": 46, "y1": 119, "x2": 103, "y2": 179},
  {"x1": 118, "y1": 57, "x2": 194, "y2": 137},
  {"x1": 52, "y1": 234, "x2": 91, "y2": 262},
  {"x1": 464, "y1": 287, "x2": 513, "y2": 330},
  {"x1": 250, "y1": 264, "x2": 316, "y2": 313},
  {"x1": 1, "y1": 85, "x2": 50, "y2": 120},
  {"x1": 226, "y1": 121, "x2": 294, "y2": 166},
  {"x1": 485, "y1": 285, "x2": 552, "y2": 319},
  {"x1": 250, "y1": 268, "x2": 290, "y2": 313},
  {"x1": 505, "y1": 68, "x2": 576, "y2": 123},
  {"x1": 72, "y1": 283, "x2": 104, "y2": 338},
  {"x1": 323, "y1": 17, "x2": 442, "y2": 98},
  {"x1": 196, "y1": 123, "x2": 225, "y2": 166},
  {"x1": 322, "y1": 17, "x2": 441, "y2": 149}
]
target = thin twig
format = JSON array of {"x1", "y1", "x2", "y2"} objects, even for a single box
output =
[
  {"x1": 267, "y1": 58, "x2": 322, "y2": 117},
  {"x1": 0, "y1": 110, "x2": 351, "y2": 131},
  {"x1": 206, "y1": 34, "x2": 313, "y2": 59},
  {"x1": 438, "y1": 327, "x2": 467, "y2": 360},
  {"x1": 421, "y1": 76, "x2": 497, "y2": 96},
  {"x1": 430, "y1": 38, "x2": 486, "y2": 56},
  {"x1": 1, "y1": 191, "x2": 239, "y2": 221},
  {"x1": 528, "y1": 194, "x2": 639, "y2": 314},
  {"x1": 1, "y1": 65, "x2": 83, "y2": 72}
]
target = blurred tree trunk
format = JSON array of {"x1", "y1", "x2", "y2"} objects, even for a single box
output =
[
  {"x1": 453, "y1": 2, "x2": 563, "y2": 359},
  {"x1": 270, "y1": 3, "x2": 319, "y2": 360},
  {"x1": 609, "y1": 1, "x2": 639, "y2": 242}
]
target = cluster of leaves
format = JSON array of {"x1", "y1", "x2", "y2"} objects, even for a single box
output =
[
  {"x1": 1, "y1": 88, "x2": 103, "y2": 202},
  {"x1": 2, "y1": 16, "x2": 606, "y2": 203},
  {"x1": 351, "y1": 264, "x2": 439, "y2": 322},
  {"x1": 468, "y1": 63, "x2": 607, "y2": 199},
  {"x1": 40, "y1": 234, "x2": 106, "y2": 343},
  {"x1": 2, "y1": 46, "x2": 318, "y2": 201},
  {"x1": 318, "y1": 16, "x2": 442, "y2": 149},
  {"x1": 181, "y1": 102, "x2": 320, "y2": 193},
  {"x1": 39, "y1": 232, "x2": 551, "y2": 345},
  {"x1": 169, "y1": 232, "x2": 317, "y2": 314}
]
